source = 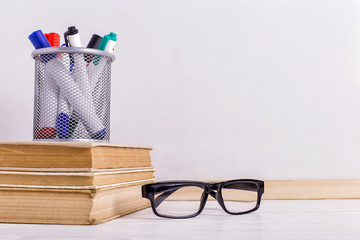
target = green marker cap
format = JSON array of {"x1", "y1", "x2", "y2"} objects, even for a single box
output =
[{"x1": 98, "y1": 32, "x2": 117, "y2": 51}]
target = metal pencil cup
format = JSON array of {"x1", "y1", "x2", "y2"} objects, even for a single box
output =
[{"x1": 31, "y1": 47, "x2": 115, "y2": 142}]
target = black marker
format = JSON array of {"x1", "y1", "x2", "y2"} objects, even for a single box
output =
[
  {"x1": 86, "y1": 34, "x2": 103, "y2": 63},
  {"x1": 87, "y1": 34, "x2": 102, "y2": 49},
  {"x1": 64, "y1": 26, "x2": 82, "y2": 47}
]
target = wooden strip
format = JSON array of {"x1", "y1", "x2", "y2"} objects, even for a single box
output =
[
  {"x1": 263, "y1": 179, "x2": 360, "y2": 199},
  {"x1": 164, "y1": 180, "x2": 360, "y2": 200}
]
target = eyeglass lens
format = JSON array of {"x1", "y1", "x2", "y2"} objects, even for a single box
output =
[
  {"x1": 154, "y1": 186, "x2": 203, "y2": 217},
  {"x1": 221, "y1": 182, "x2": 258, "y2": 213}
]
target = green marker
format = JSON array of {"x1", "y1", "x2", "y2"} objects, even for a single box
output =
[{"x1": 94, "y1": 32, "x2": 117, "y2": 65}]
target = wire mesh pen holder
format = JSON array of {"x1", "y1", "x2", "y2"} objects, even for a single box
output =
[{"x1": 31, "y1": 47, "x2": 115, "y2": 142}]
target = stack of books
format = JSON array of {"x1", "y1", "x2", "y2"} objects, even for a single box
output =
[{"x1": 0, "y1": 142, "x2": 155, "y2": 225}]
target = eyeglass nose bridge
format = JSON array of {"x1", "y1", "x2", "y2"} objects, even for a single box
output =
[
  {"x1": 203, "y1": 183, "x2": 231, "y2": 213},
  {"x1": 204, "y1": 183, "x2": 220, "y2": 200}
]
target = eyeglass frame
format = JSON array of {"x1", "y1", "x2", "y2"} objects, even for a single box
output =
[{"x1": 142, "y1": 179, "x2": 264, "y2": 219}]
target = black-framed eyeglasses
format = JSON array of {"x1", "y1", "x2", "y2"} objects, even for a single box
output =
[{"x1": 142, "y1": 179, "x2": 264, "y2": 219}]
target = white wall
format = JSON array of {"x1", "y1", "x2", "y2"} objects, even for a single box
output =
[{"x1": 0, "y1": 0, "x2": 360, "y2": 180}]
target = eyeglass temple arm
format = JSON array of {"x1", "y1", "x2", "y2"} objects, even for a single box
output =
[{"x1": 154, "y1": 188, "x2": 182, "y2": 208}]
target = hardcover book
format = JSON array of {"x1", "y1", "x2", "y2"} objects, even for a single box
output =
[{"x1": 0, "y1": 142, "x2": 155, "y2": 225}]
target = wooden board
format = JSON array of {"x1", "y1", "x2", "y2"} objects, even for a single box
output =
[
  {"x1": 163, "y1": 180, "x2": 360, "y2": 200},
  {"x1": 263, "y1": 179, "x2": 360, "y2": 199}
]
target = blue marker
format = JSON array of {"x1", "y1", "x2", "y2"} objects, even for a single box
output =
[
  {"x1": 29, "y1": 30, "x2": 58, "y2": 139},
  {"x1": 28, "y1": 30, "x2": 51, "y2": 49},
  {"x1": 57, "y1": 113, "x2": 70, "y2": 139},
  {"x1": 28, "y1": 30, "x2": 56, "y2": 63}
]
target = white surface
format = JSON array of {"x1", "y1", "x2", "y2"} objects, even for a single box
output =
[
  {"x1": 0, "y1": 200, "x2": 359, "y2": 239},
  {"x1": 1, "y1": 0, "x2": 360, "y2": 180}
]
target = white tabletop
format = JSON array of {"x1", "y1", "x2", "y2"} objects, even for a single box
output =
[{"x1": 0, "y1": 200, "x2": 359, "y2": 239}]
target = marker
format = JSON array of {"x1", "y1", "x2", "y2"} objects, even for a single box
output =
[
  {"x1": 35, "y1": 127, "x2": 57, "y2": 139},
  {"x1": 86, "y1": 34, "x2": 102, "y2": 64},
  {"x1": 87, "y1": 32, "x2": 117, "y2": 127},
  {"x1": 87, "y1": 34, "x2": 102, "y2": 49},
  {"x1": 29, "y1": 30, "x2": 58, "y2": 139},
  {"x1": 93, "y1": 32, "x2": 117, "y2": 65},
  {"x1": 60, "y1": 43, "x2": 74, "y2": 72},
  {"x1": 64, "y1": 26, "x2": 81, "y2": 72},
  {"x1": 36, "y1": 62, "x2": 59, "y2": 139},
  {"x1": 89, "y1": 32, "x2": 117, "y2": 89},
  {"x1": 98, "y1": 32, "x2": 117, "y2": 53},
  {"x1": 64, "y1": 26, "x2": 82, "y2": 47},
  {"x1": 64, "y1": 26, "x2": 81, "y2": 74},
  {"x1": 29, "y1": 30, "x2": 51, "y2": 49},
  {"x1": 64, "y1": 26, "x2": 106, "y2": 139},
  {"x1": 60, "y1": 43, "x2": 71, "y2": 70},
  {"x1": 88, "y1": 57, "x2": 108, "y2": 92},
  {"x1": 44, "y1": 33, "x2": 60, "y2": 47},
  {"x1": 29, "y1": 30, "x2": 56, "y2": 63},
  {"x1": 59, "y1": 28, "x2": 81, "y2": 138},
  {"x1": 64, "y1": 26, "x2": 88, "y2": 95},
  {"x1": 44, "y1": 32, "x2": 70, "y2": 139},
  {"x1": 57, "y1": 44, "x2": 72, "y2": 139}
]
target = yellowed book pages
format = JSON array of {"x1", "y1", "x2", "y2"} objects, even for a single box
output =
[
  {"x1": 0, "y1": 142, "x2": 152, "y2": 171},
  {"x1": 0, "y1": 179, "x2": 154, "y2": 225},
  {"x1": 0, "y1": 167, "x2": 155, "y2": 187}
]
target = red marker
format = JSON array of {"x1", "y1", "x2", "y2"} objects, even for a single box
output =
[
  {"x1": 35, "y1": 127, "x2": 57, "y2": 139},
  {"x1": 37, "y1": 32, "x2": 60, "y2": 139},
  {"x1": 45, "y1": 33, "x2": 60, "y2": 47}
]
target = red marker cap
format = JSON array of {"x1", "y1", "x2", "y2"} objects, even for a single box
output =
[
  {"x1": 35, "y1": 127, "x2": 57, "y2": 139},
  {"x1": 45, "y1": 33, "x2": 60, "y2": 47}
]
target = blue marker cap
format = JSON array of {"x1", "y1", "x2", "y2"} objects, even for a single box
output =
[
  {"x1": 57, "y1": 113, "x2": 70, "y2": 139},
  {"x1": 28, "y1": 30, "x2": 52, "y2": 49}
]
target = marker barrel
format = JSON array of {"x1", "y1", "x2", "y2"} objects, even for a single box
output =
[{"x1": 31, "y1": 47, "x2": 115, "y2": 141}]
